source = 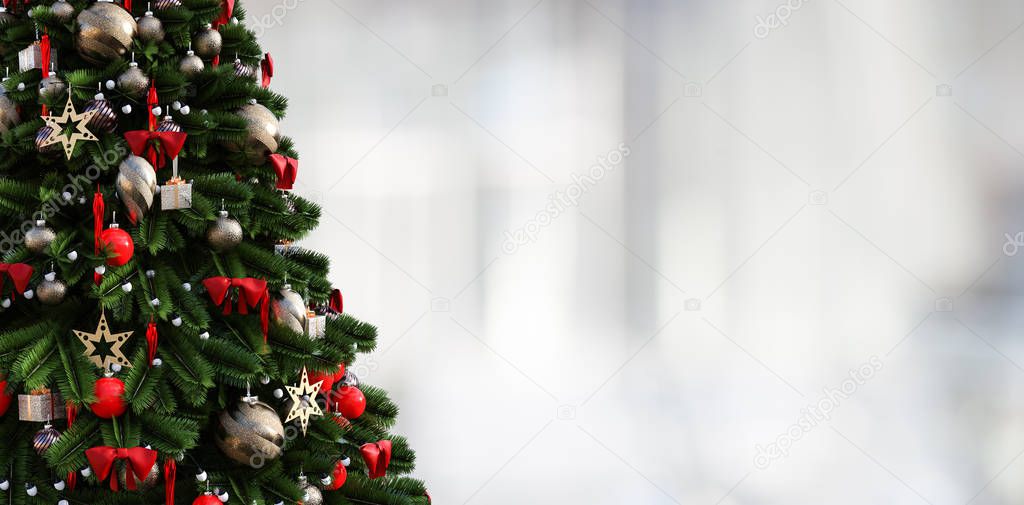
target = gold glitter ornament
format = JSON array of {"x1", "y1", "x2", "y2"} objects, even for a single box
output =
[
  {"x1": 214, "y1": 397, "x2": 285, "y2": 468},
  {"x1": 37, "y1": 274, "x2": 67, "y2": 306},
  {"x1": 298, "y1": 475, "x2": 323, "y2": 505},
  {"x1": 192, "y1": 24, "x2": 221, "y2": 58},
  {"x1": 136, "y1": 10, "x2": 164, "y2": 43},
  {"x1": 75, "y1": 0, "x2": 137, "y2": 65},
  {"x1": 50, "y1": 0, "x2": 76, "y2": 23},
  {"x1": 206, "y1": 209, "x2": 242, "y2": 252},
  {"x1": 39, "y1": 71, "x2": 66, "y2": 101},
  {"x1": 223, "y1": 103, "x2": 280, "y2": 163},
  {"x1": 0, "y1": 77, "x2": 18, "y2": 134},
  {"x1": 117, "y1": 460, "x2": 159, "y2": 490},
  {"x1": 24, "y1": 220, "x2": 55, "y2": 254},
  {"x1": 117, "y1": 61, "x2": 148, "y2": 97},
  {"x1": 271, "y1": 284, "x2": 307, "y2": 334},
  {"x1": 178, "y1": 49, "x2": 204, "y2": 76}
]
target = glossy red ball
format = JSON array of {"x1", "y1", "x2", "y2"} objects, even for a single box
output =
[
  {"x1": 332, "y1": 363, "x2": 346, "y2": 382},
  {"x1": 329, "y1": 460, "x2": 347, "y2": 490},
  {"x1": 192, "y1": 494, "x2": 221, "y2": 505},
  {"x1": 99, "y1": 227, "x2": 134, "y2": 267},
  {"x1": 307, "y1": 369, "x2": 336, "y2": 395},
  {"x1": 0, "y1": 381, "x2": 11, "y2": 416},
  {"x1": 334, "y1": 386, "x2": 366, "y2": 420},
  {"x1": 91, "y1": 377, "x2": 126, "y2": 419}
]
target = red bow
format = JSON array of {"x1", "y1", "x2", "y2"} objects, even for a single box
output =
[
  {"x1": 202, "y1": 277, "x2": 269, "y2": 341},
  {"x1": 268, "y1": 154, "x2": 297, "y2": 190},
  {"x1": 261, "y1": 53, "x2": 274, "y2": 88},
  {"x1": 124, "y1": 130, "x2": 187, "y2": 170},
  {"x1": 85, "y1": 446, "x2": 158, "y2": 492},
  {"x1": 360, "y1": 440, "x2": 392, "y2": 479},
  {"x1": 0, "y1": 263, "x2": 33, "y2": 298},
  {"x1": 213, "y1": 0, "x2": 234, "y2": 28},
  {"x1": 329, "y1": 288, "x2": 343, "y2": 314}
]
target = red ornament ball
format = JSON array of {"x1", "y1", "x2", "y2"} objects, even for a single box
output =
[
  {"x1": 307, "y1": 369, "x2": 336, "y2": 395},
  {"x1": 334, "y1": 386, "x2": 366, "y2": 420},
  {"x1": 329, "y1": 460, "x2": 347, "y2": 490},
  {"x1": 192, "y1": 493, "x2": 221, "y2": 505},
  {"x1": 91, "y1": 377, "x2": 126, "y2": 419},
  {"x1": 332, "y1": 363, "x2": 346, "y2": 382},
  {"x1": 0, "y1": 381, "x2": 11, "y2": 416},
  {"x1": 99, "y1": 226, "x2": 134, "y2": 267}
]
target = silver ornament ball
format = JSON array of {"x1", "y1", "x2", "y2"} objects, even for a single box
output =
[
  {"x1": 116, "y1": 155, "x2": 158, "y2": 223},
  {"x1": 214, "y1": 399, "x2": 285, "y2": 467},
  {"x1": 271, "y1": 284, "x2": 308, "y2": 334},
  {"x1": 50, "y1": 0, "x2": 75, "y2": 23},
  {"x1": 299, "y1": 476, "x2": 323, "y2": 505},
  {"x1": 75, "y1": 1, "x2": 137, "y2": 65},
  {"x1": 207, "y1": 210, "x2": 243, "y2": 252},
  {"x1": 192, "y1": 25, "x2": 222, "y2": 58},
  {"x1": 224, "y1": 103, "x2": 280, "y2": 163},
  {"x1": 117, "y1": 460, "x2": 160, "y2": 490},
  {"x1": 178, "y1": 50, "x2": 204, "y2": 77},
  {"x1": 0, "y1": 84, "x2": 19, "y2": 135},
  {"x1": 37, "y1": 278, "x2": 67, "y2": 306},
  {"x1": 117, "y1": 62, "x2": 149, "y2": 97},
  {"x1": 137, "y1": 11, "x2": 165, "y2": 43},
  {"x1": 25, "y1": 220, "x2": 55, "y2": 254},
  {"x1": 39, "y1": 72, "x2": 66, "y2": 101}
]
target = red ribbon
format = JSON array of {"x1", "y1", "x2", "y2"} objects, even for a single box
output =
[
  {"x1": 202, "y1": 277, "x2": 269, "y2": 341},
  {"x1": 329, "y1": 288, "x2": 343, "y2": 314},
  {"x1": 124, "y1": 0, "x2": 131, "y2": 12},
  {"x1": 124, "y1": 130, "x2": 187, "y2": 170},
  {"x1": 93, "y1": 189, "x2": 104, "y2": 285},
  {"x1": 146, "y1": 82, "x2": 158, "y2": 131},
  {"x1": 261, "y1": 53, "x2": 274, "y2": 88},
  {"x1": 164, "y1": 458, "x2": 176, "y2": 505},
  {"x1": 268, "y1": 154, "x2": 297, "y2": 190},
  {"x1": 85, "y1": 446, "x2": 158, "y2": 492},
  {"x1": 146, "y1": 319, "x2": 158, "y2": 366},
  {"x1": 0, "y1": 263, "x2": 33, "y2": 298},
  {"x1": 39, "y1": 33, "x2": 50, "y2": 116},
  {"x1": 66, "y1": 403, "x2": 78, "y2": 489},
  {"x1": 212, "y1": 0, "x2": 234, "y2": 28},
  {"x1": 360, "y1": 440, "x2": 392, "y2": 479}
]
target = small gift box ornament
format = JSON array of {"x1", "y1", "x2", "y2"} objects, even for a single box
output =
[
  {"x1": 19, "y1": 38, "x2": 57, "y2": 73},
  {"x1": 159, "y1": 157, "x2": 192, "y2": 210},
  {"x1": 18, "y1": 388, "x2": 66, "y2": 422},
  {"x1": 274, "y1": 240, "x2": 303, "y2": 256},
  {"x1": 304, "y1": 309, "x2": 327, "y2": 339}
]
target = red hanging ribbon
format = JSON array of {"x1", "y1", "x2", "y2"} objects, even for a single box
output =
[
  {"x1": 360, "y1": 440, "x2": 392, "y2": 479},
  {"x1": 268, "y1": 154, "x2": 297, "y2": 190},
  {"x1": 65, "y1": 403, "x2": 78, "y2": 489},
  {"x1": 164, "y1": 458, "x2": 176, "y2": 505},
  {"x1": 39, "y1": 33, "x2": 50, "y2": 116},
  {"x1": 202, "y1": 277, "x2": 269, "y2": 341},
  {"x1": 0, "y1": 263, "x2": 34, "y2": 298},
  {"x1": 328, "y1": 288, "x2": 343, "y2": 314},
  {"x1": 124, "y1": 0, "x2": 131, "y2": 12},
  {"x1": 92, "y1": 189, "x2": 104, "y2": 285},
  {"x1": 212, "y1": 0, "x2": 234, "y2": 28},
  {"x1": 146, "y1": 82, "x2": 158, "y2": 131},
  {"x1": 261, "y1": 53, "x2": 274, "y2": 88},
  {"x1": 124, "y1": 130, "x2": 187, "y2": 170},
  {"x1": 85, "y1": 446, "x2": 158, "y2": 492},
  {"x1": 146, "y1": 319, "x2": 158, "y2": 366}
]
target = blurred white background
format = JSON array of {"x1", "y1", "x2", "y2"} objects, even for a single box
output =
[{"x1": 247, "y1": 0, "x2": 1024, "y2": 503}]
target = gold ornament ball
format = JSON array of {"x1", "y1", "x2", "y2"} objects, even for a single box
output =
[
  {"x1": 50, "y1": 0, "x2": 76, "y2": 23},
  {"x1": 271, "y1": 284, "x2": 308, "y2": 334},
  {"x1": 25, "y1": 220, "x2": 56, "y2": 254},
  {"x1": 224, "y1": 103, "x2": 280, "y2": 163},
  {"x1": 214, "y1": 400, "x2": 285, "y2": 468},
  {"x1": 299, "y1": 476, "x2": 323, "y2": 505},
  {"x1": 39, "y1": 73, "x2": 66, "y2": 101},
  {"x1": 178, "y1": 50, "x2": 204, "y2": 77},
  {"x1": 75, "y1": 1, "x2": 137, "y2": 65},
  {"x1": 116, "y1": 155, "x2": 157, "y2": 223},
  {"x1": 0, "y1": 88, "x2": 19, "y2": 134},
  {"x1": 117, "y1": 460, "x2": 160, "y2": 490},
  {"x1": 137, "y1": 11, "x2": 165, "y2": 43},
  {"x1": 117, "y1": 63, "x2": 149, "y2": 97},
  {"x1": 192, "y1": 25, "x2": 222, "y2": 58},
  {"x1": 37, "y1": 279, "x2": 67, "y2": 305},
  {"x1": 207, "y1": 210, "x2": 243, "y2": 252}
]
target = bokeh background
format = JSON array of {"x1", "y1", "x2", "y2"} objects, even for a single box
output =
[{"x1": 246, "y1": 0, "x2": 1024, "y2": 503}]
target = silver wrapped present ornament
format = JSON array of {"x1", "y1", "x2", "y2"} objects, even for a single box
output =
[
  {"x1": 305, "y1": 311, "x2": 326, "y2": 339},
  {"x1": 159, "y1": 158, "x2": 192, "y2": 210},
  {"x1": 18, "y1": 389, "x2": 66, "y2": 422},
  {"x1": 18, "y1": 41, "x2": 57, "y2": 72},
  {"x1": 274, "y1": 241, "x2": 303, "y2": 256}
]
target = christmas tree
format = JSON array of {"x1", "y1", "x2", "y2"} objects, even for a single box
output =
[{"x1": 0, "y1": 1, "x2": 427, "y2": 504}]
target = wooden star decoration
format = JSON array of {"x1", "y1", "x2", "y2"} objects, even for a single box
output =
[
  {"x1": 40, "y1": 95, "x2": 98, "y2": 160},
  {"x1": 73, "y1": 310, "x2": 133, "y2": 370},
  {"x1": 284, "y1": 367, "x2": 324, "y2": 435}
]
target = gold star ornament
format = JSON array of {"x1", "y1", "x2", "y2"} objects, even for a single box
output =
[
  {"x1": 74, "y1": 310, "x2": 133, "y2": 370},
  {"x1": 284, "y1": 367, "x2": 324, "y2": 435},
  {"x1": 40, "y1": 95, "x2": 99, "y2": 159}
]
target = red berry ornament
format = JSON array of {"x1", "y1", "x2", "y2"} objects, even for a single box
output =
[
  {"x1": 335, "y1": 386, "x2": 366, "y2": 419},
  {"x1": 192, "y1": 493, "x2": 221, "y2": 505},
  {"x1": 329, "y1": 460, "x2": 347, "y2": 490},
  {"x1": 99, "y1": 225, "x2": 134, "y2": 267},
  {"x1": 0, "y1": 381, "x2": 11, "y2": 416},
  {"x1": 91, "y1": 377, "x2": 126, "y2": 418}
]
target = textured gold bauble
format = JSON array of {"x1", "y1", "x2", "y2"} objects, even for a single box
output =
[
  {"x1": 224, "y1": 103, "x2": 280, "y2": 163},
  {"x1": 116, "y1": 155, "x2": 157, "y2": 223},
  {"x1": 298, "y1": 475, "x2": 323, "y2": 505},
  {"x1": 192, "y1": 24, "x2": 222, "y2": 58},
  {"x1": 117, "y1": 62, "x2": 148, "y2": 97},
  {"x1": 206, "y1": 210, "x2": 242, "y2": 252},
  {"x1": 39, "y1": 72, "x2": 66, "y2": 101},
  {"x1": 25, "y1": 220, "x2": 55, "y2": 254},
  {"x1": 50, "y1": 0, "x2": 76, "y2": 23},
  {"x1": 137, "y1": 11, "x2": 164, "y2": 43},
  {"x1": 214, "y1": 399, "x2": 285, "y2": 467},
  {"x1": 117, "y1": 460, "x2": 160, "y2": 490},
  {"x1": 271, "y1": 284, "x2": 307, "y2": 334},
  {"x1": 37, "y1": 278, "x2": 67, "y2": 306},
  {"x1": 178, "y1": 50, "x2": 204, "y2": 77},
  {"x1": 75, "y1": 1, "x2": 137, "y2": 65}
]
